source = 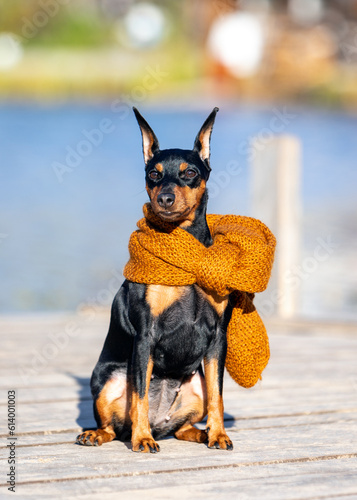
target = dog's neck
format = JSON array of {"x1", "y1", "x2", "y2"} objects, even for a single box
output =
[{"x1": 181, "y1": 191, "x2": 212, "y2": 247}]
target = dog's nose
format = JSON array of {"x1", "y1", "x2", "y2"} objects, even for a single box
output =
[{"x1": 157, "y1": 192, "x2": 175, "y2": 209}]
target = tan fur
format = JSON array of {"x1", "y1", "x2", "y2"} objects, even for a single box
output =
[
  {"x1": 204, "y1": 358, "x2": 232, "y2": 449},
  {"x1": 130, "y1": 357, "x2": 160, "y2": 452},
  {"x1": 170, "y1": 372, "x2": 208, "y2": 443},
  {"x1": 155, "y1": 163, "x2": 163, "y2": 172},
  {"x1": 96, "y1": 373, "x2": 129, "y2": 425},
  {"x1": 143, "y1": 135, "x2": 155, "y2": 164},
  {"x1": 198, "y1": 128, "x2": 212, "y2": 161},
  {"x1": 175, "y1": 424, "x2": 207, "y2": 443},
  {"x1": 198, "y1": 288, "x2": 228, "y2": 316},
  {"x1": 175, "y1": 180, "x2": 206, "y2": 227},
  {"x1": 179, "y1": 162, "x2": 188, "y2": 171},
  {"x1": 146, "y1": 285, "x2": 186, "y2": 316},
  {"x1": 146, "y1": 177, "x2": 206, "y2": 226},
  {"x1": 77, "y1": 373, "x2": 128, "y2": 445}
]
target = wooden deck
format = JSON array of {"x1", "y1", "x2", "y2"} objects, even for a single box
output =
[{"x1": 1, "y1": 313, "x2": 357, "y2": 499}]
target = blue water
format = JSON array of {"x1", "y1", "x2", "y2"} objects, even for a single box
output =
[{"x1": 1, "y1": 102, "x2": 356, "y2": 316}]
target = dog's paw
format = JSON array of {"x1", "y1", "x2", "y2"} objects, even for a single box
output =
[
  {"x1": 75, "y1": 429, "x2": 114, "y2": 447},
  {"x1": 132, "y1": 435, "x2": 160, "y2": 453},
  {"x1": 207, "y1": 430, "x2": 233, "y2": 450}
]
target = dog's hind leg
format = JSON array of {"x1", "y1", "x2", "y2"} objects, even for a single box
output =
[
  {"x1": 76, "y1": 373, "x2": 129, "y2": 446},
  {"x1": 174, "y1": 423, "x2": 207, "y2": 443}
]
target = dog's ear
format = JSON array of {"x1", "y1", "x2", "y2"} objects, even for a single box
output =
[
  {"x1": 133, "y1": 107, "x2": 160, "y2": 165},
  {"x1": 193, "y1": 107, "x2": 219, "y2": 171}
]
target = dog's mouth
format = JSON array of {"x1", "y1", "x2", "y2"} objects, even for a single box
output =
[
  {"x1": 157, "y1": 211, "x2": 183, "y2": 221},
  {"x1": 156, "y1": 207, "x2": 191, "y2": 222}
]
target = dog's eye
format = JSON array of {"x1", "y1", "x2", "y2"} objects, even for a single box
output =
[
  {"x1": 185, "y1": 169, "x2": 197, "y2": 178},
  {"x1": 148, "y1": 170, "x2": 160, "y2": 180}
]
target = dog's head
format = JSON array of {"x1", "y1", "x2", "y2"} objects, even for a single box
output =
[{"x1": 133, "y1": 107, "x2": 218, "y2": 224}]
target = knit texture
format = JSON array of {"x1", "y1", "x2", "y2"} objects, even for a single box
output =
[{"x1": 124, "y1": 203, "x2": 276, "y2": 388}]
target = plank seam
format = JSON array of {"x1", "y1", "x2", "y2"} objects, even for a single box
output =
[
  {"x1": 293, "y1": 493, "x2": 357, "y2": 500},
  {"x1": 5, "y1": 453, "x2": 357, "y2": 487}
]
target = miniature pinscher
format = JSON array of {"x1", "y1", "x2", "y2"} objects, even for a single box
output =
[{"x1": 76, "y1": 107, "x2": 233, "y2": 452}]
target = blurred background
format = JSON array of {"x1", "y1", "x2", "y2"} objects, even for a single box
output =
[{"x1": 0, "y1": 0, "x2": 356, "y2": 322}]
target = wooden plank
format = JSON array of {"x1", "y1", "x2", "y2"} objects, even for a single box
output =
[
  {"x1": 5, "y1": 420, "x2": 356, "y2": 483},
  {"x1": 60, "y1": 458, "x2": 357, "y2": 500},
  {"x1": 2, "y1": 457, "x2": 356, "y2": 499},
  {"x1": 2, "y1": 326, "x2": 356, "y2": 389},
  {"x1": 1, "y1": 433, "x2": 357, "y2": 498},
  {"x1": 0, "y1": 385, "x2": 92, "y2": 404},
  {"x1": 0, "y1": 314, "x2": 107, "y2": 375},
  {"x1": 0, "y1": 372, "x2": 92, "y2": 390},
  {"x1": 1, "y1": 314, "x2": 357, "y2": 499}
]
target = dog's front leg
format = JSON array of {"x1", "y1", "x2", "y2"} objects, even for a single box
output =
[
  {"x1": 130, "y1": 340, "x2": 159, "y2": 453},
  {"x1": 204, "y1": 345, "x2": 233, "y2": 450}
]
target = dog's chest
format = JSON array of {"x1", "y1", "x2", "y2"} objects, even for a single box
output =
[
  {"x1": 145, "y1": 284, "x2": 228, "y2": 318},
  {"x1": 145, "y1": 284, "x2": 229, "y2": 376}
]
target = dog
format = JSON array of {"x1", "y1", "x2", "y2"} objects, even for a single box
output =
[{"x1": 76, "y1": 107, "x2": 233, "y2": 452}]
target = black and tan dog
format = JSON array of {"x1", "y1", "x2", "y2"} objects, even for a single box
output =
[{"x1": 76, "y1": 107, "x2": 233, "y2": 452}]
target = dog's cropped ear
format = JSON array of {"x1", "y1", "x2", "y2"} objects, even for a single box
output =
[
  {"x1": 193, "y1": 107, "x2": 219, "y2": 171},
  {"x1": 133, "y1": 107, "x2": 160, "y2": 165}
]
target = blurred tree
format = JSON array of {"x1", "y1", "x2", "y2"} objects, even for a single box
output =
[{"x1": 0, "y1": 0, "x2": 111, "y2": 47}]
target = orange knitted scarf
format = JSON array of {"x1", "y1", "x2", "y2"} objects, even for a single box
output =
[{"x1": 124, "y1": 204, "x2": 276, "y2": 388}]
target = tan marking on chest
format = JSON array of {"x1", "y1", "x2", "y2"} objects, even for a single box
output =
[
  {"x1": 146, "y1": 285, "x2": 186, "y2": 317},
  {"x1": 199, "y1": 288, "x2": 228, "y2": 316}
]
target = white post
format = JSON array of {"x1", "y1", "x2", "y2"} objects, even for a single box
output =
[{"x1": 251, "y1": 135, "x2": 302, "y2": 318}]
